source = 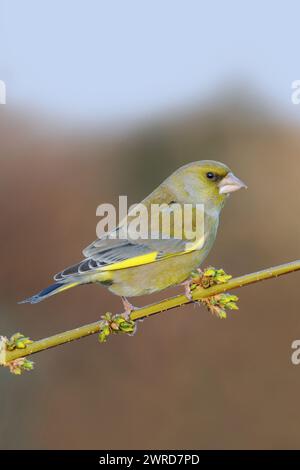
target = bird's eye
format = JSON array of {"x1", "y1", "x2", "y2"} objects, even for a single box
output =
[{"x1": 206, "y1": 172, "x2": 216, "y2": 180}]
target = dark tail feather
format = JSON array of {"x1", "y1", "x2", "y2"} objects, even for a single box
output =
[{"x1": 19, "y1": 280, "x2": 79, "y2": 304}]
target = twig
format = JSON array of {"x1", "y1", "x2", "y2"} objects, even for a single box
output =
[{"x1": 1, "y1": 260, "x2": 300, "y2": 369}]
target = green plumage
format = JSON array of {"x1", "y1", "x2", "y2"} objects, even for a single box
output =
[{"x1": 21, "y1": 160, "x2": 246, "y2": 304}]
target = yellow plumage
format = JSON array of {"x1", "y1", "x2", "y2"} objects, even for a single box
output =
[{"x1": 20, "y1": 160, "x2": 246, "y2": 305}]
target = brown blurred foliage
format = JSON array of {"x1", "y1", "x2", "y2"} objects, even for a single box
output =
[{"x1": 0, "y1": 93, "x2": 300, "y2": 449}]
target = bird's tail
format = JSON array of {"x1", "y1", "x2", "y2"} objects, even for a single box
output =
[{"x1": 19, "y1": 280, "x2": 81, "y2": 304}]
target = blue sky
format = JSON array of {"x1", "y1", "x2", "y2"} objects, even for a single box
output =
[{"x1": 1, "y1": 0, "x2": 300, "y2": 123}]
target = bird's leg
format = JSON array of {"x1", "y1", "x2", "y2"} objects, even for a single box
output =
[
  {"x1": 121, "y1": 296, "x2": 136, "y2": 320},
  {"x1": 182, "y1": 279, "x2": 194, "y2": 301}
]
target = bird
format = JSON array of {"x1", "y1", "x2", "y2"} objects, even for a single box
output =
[{"x1": 20, "y1": 160, "x2": 247, "y2": 315}]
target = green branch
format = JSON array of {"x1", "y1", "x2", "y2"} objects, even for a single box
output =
[{"x1": 1, "y1": 260, "x2": 300, "y2": 373}]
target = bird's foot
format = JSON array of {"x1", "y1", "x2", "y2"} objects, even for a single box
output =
[
  {"x1": 121, "y1": 296, "x2": 136, "y2": 320},
  {"x1": 182, "y1": 280, "x2": 194, "y2": 302}
]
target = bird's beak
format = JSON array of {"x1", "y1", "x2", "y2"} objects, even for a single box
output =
[{"x1": 218, "y1": 172, "x2": 247, "y2": 195}]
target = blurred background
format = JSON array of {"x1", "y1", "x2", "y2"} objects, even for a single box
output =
[{"x1": 0, "y1": 0, "x2": 300, "y2": 450}]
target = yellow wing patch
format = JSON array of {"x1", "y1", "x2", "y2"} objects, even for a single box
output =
[
  {"x1": 57, "y1": 282, "x2": 80, "y2": 293},
  {"x1": 99, "y1": 251, "x2": 159, "y2": 271},
  {"x1": 96, "y1": 235, "x2": 204, "y2": 272}
]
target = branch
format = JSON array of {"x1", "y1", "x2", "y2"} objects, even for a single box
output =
[{"x1": 1, "y1": 260, "x2": 300, "y2": 373}]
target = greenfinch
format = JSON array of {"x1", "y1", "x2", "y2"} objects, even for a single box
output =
[{"x1": 20, "y1": 160, "x2": 246, "y2": 312}]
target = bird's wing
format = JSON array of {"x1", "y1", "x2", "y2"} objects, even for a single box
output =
[
  {"x1": 54, "y1": 200, "x2": 207, "y2": 281},
  {"x1": 54, "y1": 236, "x2": 193, "y2": 281}
]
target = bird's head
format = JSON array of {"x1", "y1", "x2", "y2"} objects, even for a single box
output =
[{"x1": 167, "y1": 160, "x2": 247, "y2": 210}]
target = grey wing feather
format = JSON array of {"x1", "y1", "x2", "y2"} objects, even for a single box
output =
[
  {"x1": 54, "y1": 236, "x2": 188, "y2": 281},
  {"x1": 55, "y1": 197, "x2": 199, "y2": 281}
]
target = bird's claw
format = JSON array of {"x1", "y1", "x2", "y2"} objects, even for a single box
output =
[
  {"x1": 121, "y1": 296, "x2": 136, "y2": 320},
  {"x1": 182, "y1": 280, "x2": 194, "y2": 302}
]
